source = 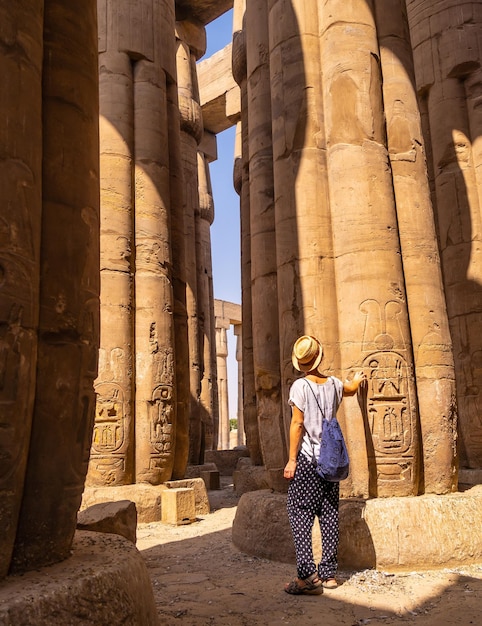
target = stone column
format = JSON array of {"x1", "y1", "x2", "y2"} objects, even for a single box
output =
[
  {"x1": 0, "y1": 0, "x2": 43, "y2": 579},
  {"x1": 176, "y1": 23, "x2": 204, "y2": 465},
  {"x1": 12, "y1": 0, "x2": 100, "y2": 570},
  {"x1": 234, "y1": 324, "x2": 245, "y2": 446},
  {"x1": 88, "y1": 0, "x2": 135, "y2": 486},
  {"x1": 375, "y1": 0, "x2": 457, "y2": 493},
  {"x1": 407, "y1": 0, "x2": 482, "y2": 472},
  {"x1": 246, "y1": 0, "x2": 285, "y2": 471},
  {"x1": 233, "y1": 1, "x2": 263, "y2": 464},
  {"x1": 268, "y1": 0, "x2": 339, "y2": 431},
  {"x1": 321, "y1": 1, "x2": 420, "y2": 497},
  {"x1": 197, "y1": 151, "x2": 217, "y2": 454},
  {"x1": 167, "y1": 78, "x2": 191, "y2": 479},
  {"x1": 216, "y1": 325, "x2": 230, "y2": 449},
  {"x1": 134, "y1": 0, "x2": 177, "y2": 485}
]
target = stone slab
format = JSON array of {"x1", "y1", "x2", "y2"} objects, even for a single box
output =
[
  {"x1": 161, "y1": 488, "x2": 196, "y2": 525},
  {"x1": 82, "y1": 479, "x2": 210, "y2": 522},
  {"x1": 232, "y1": 486, "x2": 482, "y2": 571},
  {"x1": 0, "y1": 531, "x2": 158, "y2": 625},
  {"x1": 77, "y1": 500, "x2": 137, "y2": 544}
]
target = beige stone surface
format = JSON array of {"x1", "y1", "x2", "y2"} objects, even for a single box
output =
[
  {"x1": 77, "y1": 500, "x2": 137, "y2": 544},
  {"x1": 232, "y1": 486, "x2": 482, "y2": 570},
  {"x1": 198, "y1": 44, "x2": 240, "y2": 133},
  {"x1": 161, "y1": 487, "x2": 196, "y2": 525},
  {"x1": 9, "y1": 0, "x2": 100, "y2": 575},
  {"x1": 0, "y1": 532, "x2": 158, "y2": 625},
  {"x1": 137, "y1": 480, "x2": 482, "y2": 626}
]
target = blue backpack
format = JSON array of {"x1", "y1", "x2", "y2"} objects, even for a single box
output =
[{"x1": 306, "y1": 380, "x2": 349, "y2": 482}]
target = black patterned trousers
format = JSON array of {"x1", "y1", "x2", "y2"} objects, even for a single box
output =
[{"x1": 287, "y1": 452, "x2": 340, "y2": 580}]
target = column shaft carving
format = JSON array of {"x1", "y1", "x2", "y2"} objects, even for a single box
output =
[
  {"x1": 233, "y1": 0, "x2": 263, "y2": 464},
  {"x1": 247, "y1": 0, "x2": 285, "y2": 470},
  {"x1": 0, "y1": 0, "x2": 43, "y2": 579},
  {"x1": 133, "y1": 54, "x2": 176, "y2": 485},
  {"x1": 269, "y1": 0, "x2": 340, "y2": 430},
  {"x1": 321, "y1": 1, "x2": 420, "y2": 497},
  {"x1": 407, "y1": 0, "x2": 482, "y2": 471},
  {"x1": 375, "y1": 0, "x2": 457, "y2": 493},
  {"x1": 89, "y1": 46, "x2": 135, "y2": 487},
  {"x1": 197, "y1": 151, "x2": 217, "y2": 453},
  {"x1": 176, "y1": 28, "x2": 203, "y2": 464},
  {"x1": 168, "y1": 80, "x2": 191, "y2": 479},
  {"x1": 12, "y1": 0, "x2": 100, "y2": 570}
]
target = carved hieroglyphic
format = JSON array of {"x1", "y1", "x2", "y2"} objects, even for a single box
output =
[
  {"x1": 148, "y1": 383, "x2": 174, "y2": 474},
  {"x1": 361, "y1": 299, "x2": 419, "y2": 496}
]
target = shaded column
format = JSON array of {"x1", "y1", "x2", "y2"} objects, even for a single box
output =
[
  {"x1": 321, "y1": 0, "x2": 420, "y2": 497},
  {"x1": 88, "y1": 0, "x2": 135, "y2": 486},
  {"x1": 168, "y1": 77, "x2": 191, "y2": 479},
  {"x1": 407, "y1": 0, "x2": 482, "y2": 470},
  {"x1": 234, "y1": 324, "x2": 245, "y2": 446},
  {"x1": 134, "y1": 0, "x2": 177, "y2": 485},
  {"x1": 375, "y1": 0, "x2": 457, "y2": 493},
  {"x1": 12, "y1": 0, "x2": 100, "y2": 570},
  {"x1": 197, "y1": 150, "x2": 217, "y2": 454},
  {"x1": 268, "y1": 0, "x2": 339, "y2": 430},
  {"x1": 176, "y1": 24, "x2": 204, "y2": 465},
  {"x1": 246, "y1": 0, "x2": 285, "y2": 470},
  {"x1": 0, "y1": 0, "x2": 43, "y2": 579},
  {"x1": 233, "y1": 0, "x2": 262, "y2": 464}
]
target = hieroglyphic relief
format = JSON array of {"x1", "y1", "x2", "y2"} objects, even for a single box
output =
[
  {"x1": 90, "y1": 383, "x2": 127, "y2": 484},
  {"x1": 360, "y1": 299, "x2": 419, "y2": 496},
  {"x1": 148, "y1": 345, "x2": 175, "y2": 477}
]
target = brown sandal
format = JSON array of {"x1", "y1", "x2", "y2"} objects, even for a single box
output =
[
  {"x1": 321, "y1": 578, "x2": 338, "y2": 589},
  {"x1": 284, "y1": 573, "x2": 323, "y2": 595}
]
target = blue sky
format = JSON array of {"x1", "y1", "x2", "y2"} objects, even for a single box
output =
[
  {"x1": 203, "y1": 10, "x2": 241, "y2": 422},
  {"x1": 204, "y1": 10, "x2": 241, "y2": 307}
]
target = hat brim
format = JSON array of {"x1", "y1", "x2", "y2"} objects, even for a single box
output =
[{"x1": 292, "y1": 346, "x2": 323, "y2": 372}]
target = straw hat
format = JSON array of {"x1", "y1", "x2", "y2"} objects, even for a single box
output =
[{"x1": 292, "y1": 335, "x2": 323, "y2": 372}]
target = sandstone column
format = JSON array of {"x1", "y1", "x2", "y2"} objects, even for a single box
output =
[
  {"x1": 168, "y1": 79, "x2": 191, "y2": 479},
  {"x1": 134, "y1": 0, "x2": 177, "y2": 485},
  {"x1": 246, "y1": 0, "x2": 285, "y2": 471},
  {"x1": 88, "y1": 0, "x2": 135, "y2": 486},
  {"x1": 176, "y1": 24, "x2": 204, "y2": 465},
  {"x1": 375, "y1": 0, "x2": 457, "y2": 493},
  {"x1": 0, "y1": 0, "x2": 42, "y2": 579},
  {"x1": 268, "y1": 0, "x2": 339, "y2": 432},
  {"x1": 12, "y1": 0, "x2": 100, "y2": 570},
  {"x1": 197, "y1": 150, "x2": 217, "y2": 454},
  {"x1": 321, "y1": 0, "x2": 420, "y2": 497},
  {"x1": 216, "y1": 324, "x2": 230, "y2": 449},
  {"x1": 233, "y1": 2, "x2": 263, "y2": 464},
  {"x1": 407, "y1": 0, "x2": 482, "y2": 471},
  {"x1": 235, "y1": 324, "x2": 246, "y2": 446}
]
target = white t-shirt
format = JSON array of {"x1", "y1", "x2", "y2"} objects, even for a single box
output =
[{"x1": 289, "y1": 376, "x2": 344, "y2": 462}]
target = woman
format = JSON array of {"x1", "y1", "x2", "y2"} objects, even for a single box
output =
[{"x1": 284, "y1": 335, "x2": 365, "y2": 595}]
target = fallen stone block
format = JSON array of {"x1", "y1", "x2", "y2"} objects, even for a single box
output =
[{"x1": 77, "y1": 499, "x2": 137, "y2": 544}]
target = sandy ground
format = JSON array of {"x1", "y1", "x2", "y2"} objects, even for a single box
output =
[{"x1": 136, "y1": 479, "x2": 482, "y2": 626}]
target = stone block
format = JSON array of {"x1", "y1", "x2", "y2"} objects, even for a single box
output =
[
  {"x1": 165, "y1": 477, "x2": 210, "y2": 514},
  {"x1": 200, "y1": 469, "x2": 220, "y2": 491},
  {"x1": 81, "y1": 484, "x2": 164, "y2": 523},
  {"x1": 161, "y1": 488, "x2": 196, "y2": 525},
  {"x1": 77, "y1": 500, "x2": 137, "y2": 544}
]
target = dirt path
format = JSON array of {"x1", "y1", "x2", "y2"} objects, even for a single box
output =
[{"x1": 136, "y1": 481, "x2": 482, "y2": 626}]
